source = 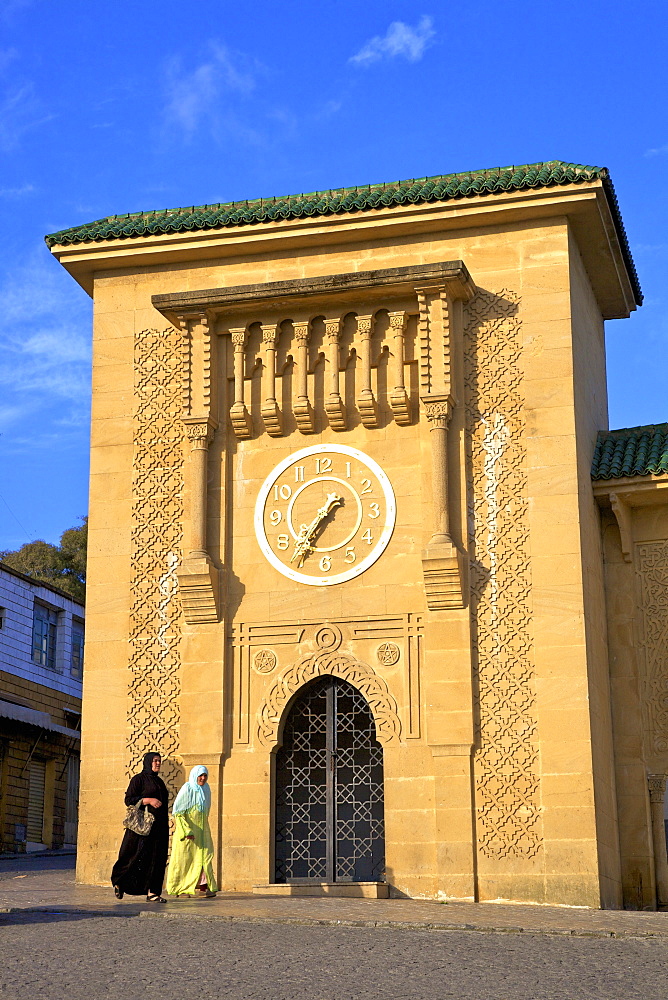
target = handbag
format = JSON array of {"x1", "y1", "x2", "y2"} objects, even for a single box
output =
[{"x1": 123, "y1": 802, "x2": 155, "y2": 836}]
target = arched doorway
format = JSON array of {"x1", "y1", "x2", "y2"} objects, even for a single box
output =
[{"x1": 274, "y1": 675, "x2": 385, "y2": 883}]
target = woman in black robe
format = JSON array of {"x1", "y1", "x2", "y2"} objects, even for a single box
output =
[{"x1": 111, "y1": 751, "x2": 169, "y2": 902}]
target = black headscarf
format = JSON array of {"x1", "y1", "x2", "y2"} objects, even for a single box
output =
[
  {"x1": 142, "y1": 751, "x2": 161, "y2": 773},
  {"x1": 138, "y1": 751, "x2": 168, "y2": 809}
]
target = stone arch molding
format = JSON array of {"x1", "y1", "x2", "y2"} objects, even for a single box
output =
[{"x1": 257, "y1": 650, "x2": 402, "y2": 748}]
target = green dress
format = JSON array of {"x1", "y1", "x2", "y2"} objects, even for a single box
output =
[{"x1": 166, "y1": 808, "x2": 217, "y2": 896}]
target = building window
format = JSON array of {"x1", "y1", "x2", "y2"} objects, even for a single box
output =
[
  {"x1": 32, "y1": 603, "x2": 58, "y2": 670},
  {"x1": 71, "y1": 619, "x2": 84, "y2": 679},
  {"x1": 0, "y1": 607, "x2": 5, "y2": 628}
]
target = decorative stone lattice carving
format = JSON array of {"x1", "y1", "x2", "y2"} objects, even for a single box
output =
[
  {"x1": 637, "y1": 541, "x2": 668, "y2": 755},
  {"x1": 127, "y1": 327, "x2": 184, "y2": 797},
  {"x1": 257, "y1": 651, "x2": 402, "y2": 748},
  {"x1": 464, "y1": 290, "x2": 542, "y2": 861}
]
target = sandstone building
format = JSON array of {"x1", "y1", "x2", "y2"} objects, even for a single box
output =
[{"x1": 47, "y1": 161, "x2": 668, "y2": 908}]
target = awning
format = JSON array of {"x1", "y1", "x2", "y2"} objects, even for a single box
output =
[{"x1": 0, "y1": 699, "x2": 80, "y2": 739}]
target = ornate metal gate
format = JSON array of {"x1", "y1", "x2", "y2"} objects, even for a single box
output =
[{"x1": 275, "y1": 676, "x2": 385, "y2": 883}]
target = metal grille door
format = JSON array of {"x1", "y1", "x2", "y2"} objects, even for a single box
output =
[{"x1": 275, "y1": 676, "x2": 384, "y2": 883}]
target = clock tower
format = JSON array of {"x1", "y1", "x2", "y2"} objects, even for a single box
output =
[{"x1": 48, "y1": 163, "x2": 649, "y2": 908}]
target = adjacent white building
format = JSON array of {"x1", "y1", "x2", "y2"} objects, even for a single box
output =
[{"x1": 0, "y1": 562, "x2": 83, "y2": 852}]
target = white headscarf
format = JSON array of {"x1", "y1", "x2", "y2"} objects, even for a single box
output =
[{"x1": 172, "y1": 765, "x2": 211, "y2": 815}]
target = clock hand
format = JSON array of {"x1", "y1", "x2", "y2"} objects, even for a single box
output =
[{"x1": 290, "y1": 493, "x2": 343, "y2": 567}]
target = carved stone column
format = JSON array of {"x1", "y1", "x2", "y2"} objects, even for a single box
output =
[
  {"x1": 293, "y1": 320, "x2": 315, "y2": 433},
  {"x1": 388, "y1": 310, "x2": 411, "y2": 425},
  {"x1": 356, "y1": 314, "x2": 378, "y2": 428},
  {"x1": 416, "y1": 276, "x2": 472, "y2": 612},
  {"x1": 648, "y1": 774, "x2": 668, "y2": 907},
  {"x1": 324, "y1": 317, "x2": 346, "y2": 431},
  {"x1": 229, "y1": 327, "x2": 252, "y2": 439},
  {"x1": 421, "y1": 394, "x2": 467, "y2": 609},
  {"x1": 177, "y1": 416, "x2": 220, "y2": 623},
  {"x1": 260, "y1": 323, "x2": 282, "y2": 436}
]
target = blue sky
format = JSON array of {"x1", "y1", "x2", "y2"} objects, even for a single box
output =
[{"x1": 0, "y1": 0, "x2": 667, "y2": 550}]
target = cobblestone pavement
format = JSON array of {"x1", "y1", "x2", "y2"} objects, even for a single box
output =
[{"x1": 1, "y1": 910, "x2": 667, "y2": 1000}]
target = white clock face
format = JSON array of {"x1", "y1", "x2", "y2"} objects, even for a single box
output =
[{"x1": 254, "y1": 444, "x2": 396, "y2": 586}]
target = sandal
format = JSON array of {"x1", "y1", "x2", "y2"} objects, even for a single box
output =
[
  {"x1": 146, "y1": 894, "x2": 167, "y2": 903},
  {"x1": 113, "y1": 885, "x2": 124, "y2": 900}
]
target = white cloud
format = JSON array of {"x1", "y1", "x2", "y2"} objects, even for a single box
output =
[
  {"x1": 164, "y1": 42, "x2": 258, "y2": 137},
  {"x1": 0, "y1": 80, "x2": 54, "y2": 152},
  {"x1": 0, "y1": 251, "x2": 91, "y2": 447},
  {"x1": 0, "y1": 326, "x2": 90, "y2": 401},
  {"x1": 0, "y1": 181, "x2": 33, "y2": 197},
  {"x1": 350, "y1": 16, "x2": 435, "y2": 67},
  {"x1": 645, "y1": 144, "x2": 668, "y2": 158}
]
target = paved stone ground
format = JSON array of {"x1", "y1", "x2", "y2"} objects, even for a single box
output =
[
  {"x1": 0, "y1": 855, "x2": 668, "y2": 1000},
  {"x1": 1, "y1": 910, "x2": 667, "y2": 1000},
  {"x1": 3, "y1": 855, "x2": 668, "y2": 939},
  {"x1": 2, "y1": 854, "x2": 668, "y2": 999}
]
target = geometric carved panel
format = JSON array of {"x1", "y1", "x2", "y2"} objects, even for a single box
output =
[
  {"x1": 637, "y1": 540, "x2": 668, "y2": 756},
  {"x1": 465, "y1": 290, "x2": 542, "y2": 861},
  {"x1": 127, "y1": 327, "x2": 184, "y2": 797}
]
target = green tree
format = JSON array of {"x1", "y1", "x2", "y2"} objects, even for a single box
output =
[{"x1": 1, "y1": 517, "x2": 87, "y2": 604}]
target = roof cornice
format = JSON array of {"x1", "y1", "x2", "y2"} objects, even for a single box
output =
[{"x1": 46, "y1": 162, "x2": 640, "y2": 319}]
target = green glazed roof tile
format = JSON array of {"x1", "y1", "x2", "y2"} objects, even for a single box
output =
[
  {"x1": 44, "y1": 160, "x2": 641, "y2": 304},
  {"x1": 591, "y1": 424, "x2": 668, "y2": 480}
]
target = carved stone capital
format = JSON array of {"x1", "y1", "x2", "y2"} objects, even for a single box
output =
[
  {"x1": 388, "y1": 310, "x2": 408, "y2": 332},
  {"x1": 356, "y1": 314, "x2": 374, "y2": 339},
  {"x1": 325, "y1": 318, "x2": 342, "y2": 343},
  {"x1": 648, "y1": 774, "x2": 666, "y2": 803},
  {"x1": 261, "y1": 323, "x2": 280, "y2": 346},
  {"x1": 294, "y1": 321, "x2": 311, "y2": 344},
  {"x1": 421, "y1": 393, "x2": 454, "y2": 428},
  {"x1": 230, "y1": 327, "x2": 248, "y2": 349},
  {"x1": 182, "y1": 416, "x2": 217, "y2": 447}
]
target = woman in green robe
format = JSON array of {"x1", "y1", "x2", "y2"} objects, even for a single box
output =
[{"x1": 166, "y1": 765, "x2": 217, "y2": 898}]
